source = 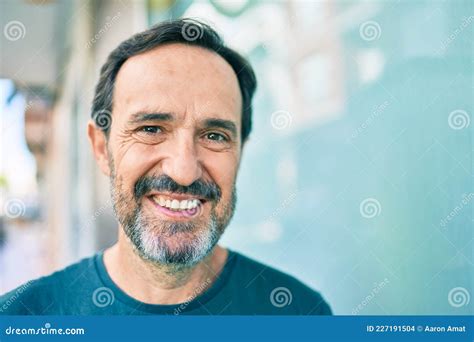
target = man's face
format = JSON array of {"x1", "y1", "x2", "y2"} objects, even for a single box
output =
[{"x1": 104, "y1": 44, "x2": 242, "y2": 266}]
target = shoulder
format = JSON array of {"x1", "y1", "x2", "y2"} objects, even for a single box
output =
[
  {"x1": 0, "y1": 254, "x2": 98, "y2": 315},
  {"x1": 228, "y1": 251, "x2": 332, "y2": 315}
]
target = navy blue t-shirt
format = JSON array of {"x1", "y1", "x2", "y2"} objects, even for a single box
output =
[{"x1": 0, "y1": 250, "x2": 331, "y2": 315}]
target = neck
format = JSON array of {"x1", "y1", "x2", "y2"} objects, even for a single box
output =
[{"x1": 103, "y1": 229, "x2": 228, "y2": 305}]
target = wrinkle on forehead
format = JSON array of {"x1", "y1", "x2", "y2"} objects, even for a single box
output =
[{"x1": 113, "y1": 43, "x2": 242, "y2": 124}]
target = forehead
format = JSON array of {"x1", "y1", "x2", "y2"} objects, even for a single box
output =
[{"x1": 113, "y1": 43, "x2": 242, "y2": 121}]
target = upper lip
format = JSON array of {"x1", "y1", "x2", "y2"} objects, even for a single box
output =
[{"x1": 147, "y1": 192, "x2": 206, "y2": 202}]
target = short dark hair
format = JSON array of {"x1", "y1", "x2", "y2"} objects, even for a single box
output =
[{"x1": 91, "y1": 18, "x2": 257, "y2": 142}]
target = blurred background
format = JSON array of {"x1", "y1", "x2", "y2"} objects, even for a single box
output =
[{"x1": 0, "y1": 0, "x2": 472, "y2": 315}]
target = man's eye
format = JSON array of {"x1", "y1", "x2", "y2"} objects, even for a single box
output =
[
  {"x1": 141, "y1": 126, "x2": 162, "y2": 134},
  {"x1": 206, "y1": 132, "x2": 227, "y2": 142}
]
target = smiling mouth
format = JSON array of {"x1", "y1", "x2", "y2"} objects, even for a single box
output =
[{"x1": 147, "y1": 194, "x2": 206, "y2": 218}]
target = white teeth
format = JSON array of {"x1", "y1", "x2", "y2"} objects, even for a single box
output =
[
  {"x1": 171, "y1": 199, "x2": 180, "y2": 209},
  {"x1": 153, "y1": 196, "x2": 201, "y2": 211}
]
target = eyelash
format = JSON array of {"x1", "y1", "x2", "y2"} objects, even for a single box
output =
[
  {"x1": 139, "y1": 126, "x2": 162, "y2": 134},
  {"x1": 205, "y1": 132, "x2": 229, "y2": 143},
  {"x1": 136, "y1": 126, "x2": 230, "y2": 144}
]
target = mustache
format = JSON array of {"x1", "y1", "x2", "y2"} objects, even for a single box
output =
[{"x1": 134, "y1": 174, "x2": 222, "y2": 202}]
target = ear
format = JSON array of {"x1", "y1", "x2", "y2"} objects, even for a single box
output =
[{"x1": 87, "y1": 120, "x2": 111, "y2": 177}]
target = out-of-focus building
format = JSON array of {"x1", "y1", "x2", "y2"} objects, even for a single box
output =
[{"x1": 1, "y1": 0, "x2": 148, "y2": 283}]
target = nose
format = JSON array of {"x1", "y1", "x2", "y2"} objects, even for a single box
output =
[{"x1": 161, "y1": 134, "x2": 203, "y2": 187}]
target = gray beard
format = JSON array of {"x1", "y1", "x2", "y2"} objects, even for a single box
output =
[
  {"x1": 123, "y1": 207, "x2": 221, "y2": 267},
  {"x1": 109, "y1": 174, "x2": 236, "y2": 268}
]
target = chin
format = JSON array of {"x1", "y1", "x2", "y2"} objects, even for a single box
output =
[{"x1": 133, "y1": 221, "x2": 221, "y2": 266}]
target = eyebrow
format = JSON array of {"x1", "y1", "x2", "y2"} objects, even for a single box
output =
[
  {"x1": 203, "y1": 118, "x2": 237, "y2": 138},
  {"x1": 128, "y1": 112, "x2": 238, "y2": 138},
  {"x1": 128, "y1": 112, "x2": 174, "y2": 124}
]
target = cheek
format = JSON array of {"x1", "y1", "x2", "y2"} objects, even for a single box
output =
[
  {"x1": 113, "y1": 142, "x2": 161, "y2": 188},
  {"x1": 202, "y1": 150, "x2": 239, "y2": 201}
]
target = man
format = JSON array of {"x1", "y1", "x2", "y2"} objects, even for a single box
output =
[{"x1": 0, "y1": 19, "x2": 331, "y2": 315}]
